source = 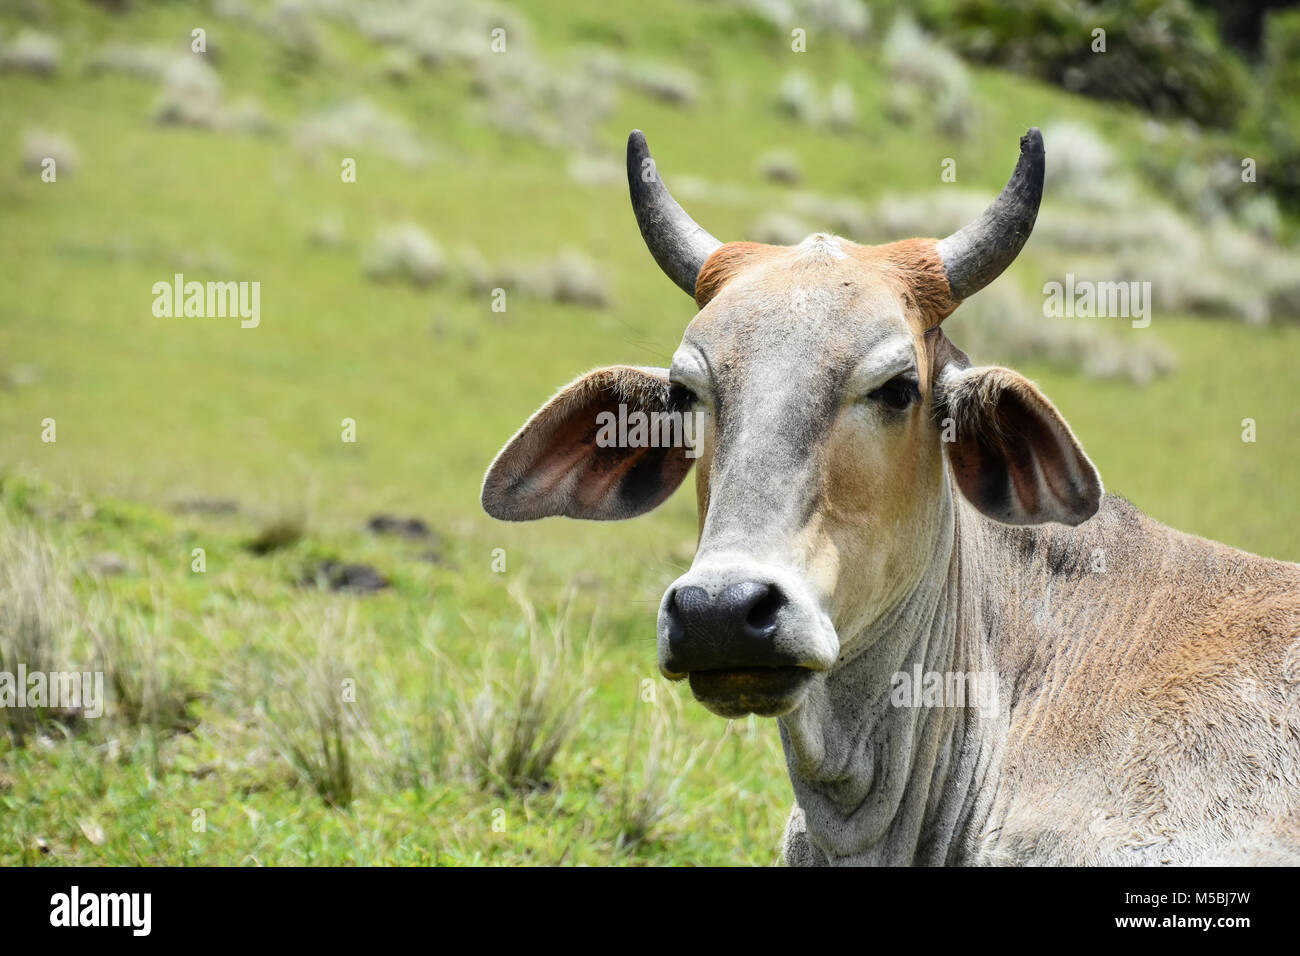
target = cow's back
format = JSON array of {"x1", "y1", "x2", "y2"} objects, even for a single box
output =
[{"x1": 974, "y1": 495, "x2": 1300, "y2": 864}]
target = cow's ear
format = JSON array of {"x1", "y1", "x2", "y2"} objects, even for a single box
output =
[
  {"x1": 934, "y1": 365, "x2": 1102, "y2": 526},
  {"x1": 482, "y1": 366, "x2": 695, "y2": 521}
]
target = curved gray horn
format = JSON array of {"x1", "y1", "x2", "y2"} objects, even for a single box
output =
[
  {"x1": 627, "y1": 130, "x2": 723, "y2": 298},
  {"x1": 937, "y1": 127, "x2": 1045, "y2": 302}
]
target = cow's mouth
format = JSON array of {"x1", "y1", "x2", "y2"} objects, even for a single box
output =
[{"x1": 687, "y1": 666, "x2": 815, "y2": 718}]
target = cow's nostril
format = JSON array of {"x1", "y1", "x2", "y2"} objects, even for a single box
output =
[
  {"x1": 671, "y1": 585, "x2": 709, "y2": 625},
  {"x1": 664, "y1": 580, "x2": 794, "y2": 673},
  {"x1": 743, "y1": 584, "x2": 786, "y2": 637}
]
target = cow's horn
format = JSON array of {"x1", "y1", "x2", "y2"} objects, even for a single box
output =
[
  {"x1": 627, "y1": 130, "x2": 723, "y2": 298},
  {"x1": 937, "y1": 127, "x2": 1044, "y2": 302}
]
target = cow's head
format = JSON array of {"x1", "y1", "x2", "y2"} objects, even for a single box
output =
[{"x1": 483, "y1": 129, "x2": 1101, "y2": 719}]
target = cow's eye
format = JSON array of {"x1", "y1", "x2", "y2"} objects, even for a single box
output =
[
  {"x1": 866, "y1": 377, "x2": 920, "y2": 411},
  {"x1": 669, "y1": 382, "x2": 699, "y2": 411}
]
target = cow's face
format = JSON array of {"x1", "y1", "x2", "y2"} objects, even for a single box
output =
[
  {"x1": 483, "y1": 130, "x2": 1102, "y2": 719},
  {"x1": 657, "y1": 237, "x2": 955, "y2": 716}
]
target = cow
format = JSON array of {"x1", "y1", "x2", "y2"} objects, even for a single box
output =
[{"x1": 482, "y1": 128, "x2": 1300, "y2": 865}]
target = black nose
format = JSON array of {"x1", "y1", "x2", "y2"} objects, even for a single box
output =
[{"x1": 663, "y1": 581, "x2": 792, "y2": 672}]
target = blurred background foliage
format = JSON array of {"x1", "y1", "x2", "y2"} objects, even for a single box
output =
[
  {"x1": 917, "y1": 0, "x2": 1300, "y2": 213},
  {"x1": 0, "y1": 0, "x2": 1296, "y2": 865}
]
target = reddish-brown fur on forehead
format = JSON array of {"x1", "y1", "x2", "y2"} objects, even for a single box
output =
[
  {"x1": 857, "y1": 239, "x2": 960, "y2": 328},
  {"x1": 693, "y1": 241, "x2": 780, "y2": 307},
  {"x1": 694, "y1": 237, "x2": 959, "y2": 328}
]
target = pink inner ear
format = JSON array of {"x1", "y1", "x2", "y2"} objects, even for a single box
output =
[
  {"x1": 946, "y1": 439, "x2": 985, "y2": 505},
  {"x1": 1000, "y1": 390, "x2": 1084, "y2": 509},
  {"x1": 511, "y1": 382, "x2": 692, "y2": 519},
  {"x1": 998, "y1": 407, "x2": 1044, "y2": 515},
  {"x1": 484, "y1": 366, "x2": 697, "y2": 521},
  {"x1": 525, "y1": 402, "x2": 604, "y2": 500},
  {"x1": 945, "y1": 375, "x2": 1100, "y2": 526}
]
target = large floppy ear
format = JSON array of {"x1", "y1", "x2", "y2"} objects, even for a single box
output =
[
  {"x1": 482, "y1": 366, "x2": 695, "y2": 521},
  {"x1": 935, "y1": 364, "x2": 1102, "y2": 526}
]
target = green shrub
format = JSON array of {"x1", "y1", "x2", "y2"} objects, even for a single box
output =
[{"x1": 920, "y1": 0, "x2": 1251, "y2": 127}]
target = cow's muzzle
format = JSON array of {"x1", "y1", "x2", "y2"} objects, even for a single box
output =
[{"x1": 657, "y1": 560, "x2": 837, "y2": 718}]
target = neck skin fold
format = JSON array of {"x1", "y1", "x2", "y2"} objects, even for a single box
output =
[{"x1": 778, "y1": 483, "x2": 1007, "y2": 864}]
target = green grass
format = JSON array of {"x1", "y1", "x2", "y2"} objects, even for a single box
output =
[
  {"x1": 0, "y1": 0, "x2": 1296, "y2": 866},
  {"x1": 0, "y1": 473, "x2": 785, "y2": 865}
]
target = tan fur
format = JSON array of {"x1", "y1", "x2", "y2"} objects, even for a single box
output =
[
  {"x1": 695, "y1": 241, "x2": 784, "y2": 307},
  {"x1": 486, "y1": 216, "x2": 1300, "y2": 865},
  {"x1": 850, "y1": 238, "x2": 959, "y2": 328},
  {"x1": 677, "y1": 231, "x2": 1300, "y2": 864},
  {"x1": 695, "y1": 236, "x2": 957, "y2": 325},
  {"x1": 969, "y1": 501, "x2": 1300, "y2": 864}
]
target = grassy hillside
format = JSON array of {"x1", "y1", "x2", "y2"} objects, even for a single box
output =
[{"x1": 0, "y1": 0, "x2": 1296, "y2": 865}]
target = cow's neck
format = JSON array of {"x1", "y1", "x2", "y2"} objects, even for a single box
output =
[{"x1": 778, "y1": 483, "x2": 1005, "y2": 864}]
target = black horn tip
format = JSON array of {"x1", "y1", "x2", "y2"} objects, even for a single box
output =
[
  {"x1": 625, "y1": 127, "x2": 723, "y2": 299},
  {"x1": 626, "y1": 130, "x2": 651, "y2": 191},
  {"x1": 627, "y1": 129, "x2": 648, "y2": 164},
  {"x1": 936, "y1": 126, "x2": 1046, "y2": 303},
  {"x1": 1014, "y1": 127, "x2": 1045, "y2": 197}
]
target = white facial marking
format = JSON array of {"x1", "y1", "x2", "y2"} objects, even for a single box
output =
[{"x1": 798, "y1": 233, "x2": 847, "y2": 260}]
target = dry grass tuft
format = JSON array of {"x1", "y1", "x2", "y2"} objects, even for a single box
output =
[{"x1": 438, "y1": 586, "x2": 594, "y2": 793}]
